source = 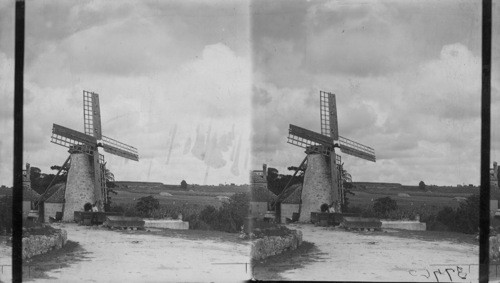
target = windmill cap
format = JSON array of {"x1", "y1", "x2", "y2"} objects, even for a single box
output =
[{"x1": 305, "y1": 144, "x2": 332, "y2": 154}]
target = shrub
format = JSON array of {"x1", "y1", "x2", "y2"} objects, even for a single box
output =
[
  {"x1": 0, "y1": 196, "x2": 12, "y2": 235},
  {"x1": 135, "y1": 196, "x2": 160, "y2": 217},
  {"x1": 346, "y1": 205, "x2": 376, "y2": 218},
  {"x1": 179, "y1": 192, "x2": 250, "y2": 233},
  {"x1": 199, "y1": 206, "x2": 219, "y2": 225},
  {"x1": 224, "y1": 193, "x2": 249, "y2": 224},
  {"x1": 455, "y1": 193, "x2": 479, "y2": 234},
  {"x1": 110, "y1": 193, "x2": 250, "y2": 234},
  {"x1": 183, "y1": 214, "x2": 211, "y2": 230},
  {"x1": 436, "y1": 207, "x2": 456, "y2": 226},
  {"x1": 425, "y1": 194, "x2": 479, "y2": 234},
  {"x1": 373, "y1": 197, "x2": 398, "y2": 217},
  {"x1": 149, "y1": 202, "x2": 205, "y2": 220},
  {"x1": 107, "y1": 204, "x2": 125, "y2": 214},
  {"x1": 215, "y1": 206, "x2": 238, "y2": 232}
]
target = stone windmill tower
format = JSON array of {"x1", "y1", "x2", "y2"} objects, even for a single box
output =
[
  {"x1": 50, "y1": 91, "x2": 139, "y2": 221},
  {"x1": 286, "y1": 91, "x2": 376, "y2": 222}
]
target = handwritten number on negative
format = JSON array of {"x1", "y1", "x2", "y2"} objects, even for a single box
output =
[
  {"x1": 456, "y1": 266, "x2": 467, "y2": 279},
  {"x1": 422, "y1": 269, "x2": 430, "y2": 279},
  {"x1": 444, "y1": 268, "x2": 455, "y2": 281},
  {"x1": 433, "y1": 269, "x2": 444, "y2": 282}
]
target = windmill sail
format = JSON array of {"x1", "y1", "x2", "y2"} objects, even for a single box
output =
[
  {"x1": 320, "y1": 91, "x2": 339, "y2": 140},
  {"x1": 287, "y1": 124, "x2": 334, "y2": 156},
  {"x1": 338, "y1": 136, "x2": 376, "y2": 162},
  {"x1": 51, "y1": 124, "x2": 97, "y2": 155},
  {"x1": 83, "y1": 90, "x2": 102, "y2": 139},
  {"x1": 102, "y1": 135, "x2": 139, "y2": 161}
]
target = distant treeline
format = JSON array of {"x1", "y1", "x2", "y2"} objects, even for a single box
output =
[
  {"x1": 113, "y1": 181, "x2": 164, "y2": 187},
  {"x1": 353, "y1": 182, "x2": 402, "y2": 188},
  {"x1": 114, "y1": 182, "x2": 250, "y2": 194},
  {"x1": 352, "y1": 182, "x2": 479, "y2": 194}
]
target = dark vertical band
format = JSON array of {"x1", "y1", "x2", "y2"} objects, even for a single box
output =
[
  {"x1": 479, "y1": 0, "x2": 492, "y2": 282},
  {"x1": 13, "y1": 0, "x2": 25, "y2": 282}
]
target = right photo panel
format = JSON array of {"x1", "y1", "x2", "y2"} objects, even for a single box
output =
[{"x1": 249, "y1": 0, "x2": 484, "y2": 281}]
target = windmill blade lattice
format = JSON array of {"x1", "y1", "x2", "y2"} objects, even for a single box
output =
[
  {"x1": 83, "y1": 90, "x2": 102, "y2": 139},
  {"x1": 338, "y1": 136, "x2": 376, "y2": 162},
  {"x1": 320, "y1": 91, "x2": 339, "y2": 140},
  {"x1": 51, "y1": 124, "x2": 97, "y2": 155},
  {"x1": 102, "y1": 135, "x2": 139, "y2": 161},
  {"x1": 287, "y1": 124, "x2": 334, "y2": 156}
]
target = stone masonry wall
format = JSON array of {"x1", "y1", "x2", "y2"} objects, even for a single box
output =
[
  {"x1": 63, "y1": 153, "x2": 95, "y2": 221},
  {"x1": 22, "y1": 229, "x2": 67, "y2": 259},
  {"x1": 250, "y1": 202, "x2": 268, "y2": 218},
  {"x1": 281, "y1": 204, "x2": 300, "y2": 224},
  {"x1": 250, "y1": 230, "x2": 303, "y2": 260},
  {"x1": 22, "y1": 201, "x2": 31, "y2": 220},
  {"x1": 44, "y1": 203, "x2": 64, "y2": 223},
  {"x1": 300, "y1": 153, "x2": 332, "y2": 222},
  {"x1": 491, "y1": 235, "x2": 500, "y2": 260}
]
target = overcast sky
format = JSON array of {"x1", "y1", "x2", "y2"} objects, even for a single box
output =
[
  {"x1": 251, "y1": 0, "x2": 500, "y2": 186},
  {"x1": 0, "y1": 0, "x2": 251, "y2": 186},
  {"x1": 0, "y1": 0, "x2": 499, "y2": 187}
]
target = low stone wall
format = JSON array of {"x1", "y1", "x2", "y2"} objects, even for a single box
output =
[
  {"x1": 22, "y1": 229, "x2": 67, "y2": 259},
  {"x1": 144, "y1": 219, "x2": 189, "y2": 230},
  {"x1": 381, "y1": 220, "x2": 426, "y2": 231},
  {"x1": 491, "y1": 235, "x2": 500, "y2": 260},
  {"x1": 250, "y1": 230, "x2": 302, "y2": 260}
]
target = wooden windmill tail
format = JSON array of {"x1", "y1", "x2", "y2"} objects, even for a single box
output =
[
  {"x1": 36, "y1": 156, "x2": 71, "y2": 206},
  {"x1": 271, "y1": 156, "x2": 307, "y2": 209}
]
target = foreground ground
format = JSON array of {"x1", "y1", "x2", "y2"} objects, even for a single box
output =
[
  {"x1": 0, "y1": 237, "x2": 11, "y2": 283},
  {"x1": 2, "y1": 223, "x2": 251, "y2": 282},
  {"x1": 253, "y1": 223, "x2": 480, "y2": 282},
  {"x1": 1, "y1": 222, "x2": 496, "y2": 282}
]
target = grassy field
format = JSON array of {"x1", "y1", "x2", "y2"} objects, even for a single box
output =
[
  {"x1": 110, "y1": 182, "x2": 250, "y2": 209},
  {"x1": 348, "y1": 186, "x2": 476, "y2": 211},
  {"x1": 111, "y1": 189, "x2": 225, "y2": 208},
  {"x1": 110, "y1": 180, "x2": 475, "y2": 213}
]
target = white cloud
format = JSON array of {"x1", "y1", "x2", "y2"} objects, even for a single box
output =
[
  {"x1": 0, "y1": 52, "x2": 14, "y2": 186},
  {"x1": 22, "y1": 41, "x2": 251, "y2": 185},
  {"x1": 252, "y1": 43, "x2": 481, "y2": 186},
  {"x1": 15, "y1": 1, "x2": 252, "y2": 186}
]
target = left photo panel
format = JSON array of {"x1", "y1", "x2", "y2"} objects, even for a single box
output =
[{"x1": 0, "y1": 1, "x2": 252, "y2": 282}]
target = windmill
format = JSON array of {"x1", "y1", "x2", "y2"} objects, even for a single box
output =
[
  {"x1": 49, "y1": 90, "x2": 139, "y2": 221},
  {"x1": 284, "y1": 91, "x2": 375, "y2": 222}
]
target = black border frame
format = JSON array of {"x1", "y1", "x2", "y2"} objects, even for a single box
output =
[{"x1": 10, "y1": 0, "x2": 494, "y2": 282}]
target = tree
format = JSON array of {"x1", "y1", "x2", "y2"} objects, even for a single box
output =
[
  {"x1": 287, "y1": 163, "x2": 306, "y2": 176},
  {"x1": 104, "y1": 168, "x2": 115, "y2": 183},
  {"x1": 341, "y1": 166, "x2": 355, "y2": 212},
  {"x1": 341, "y1": 168, "x2": 352, "y2": 183},
  {"x1": 104, "y1": 167, "x2": 117, "y2": 212},
  {"x1": 50, "y1": 164, "x2": 70, "y2": 175},
  {"x1": 30, "y1": 167, "x2": 41, "y2": 180},
  {"x1": 266, "y1": 167, "x2": 304, "y2": 196},
  {"x1": 30, "y1": 166, "x2": 66, "y2": 195},
  {"x1": 419, "y1": 181, "x2": 426, "y2": 191},
  {"x1": 180, "y1": 180, "x2": 188, "y2": 190},
  {"x1": 373, "y1": 197, "x2": 398, "y2": 217},
  {"x1": 266, "y1": 167, "x2": 279, "y2": 180}
]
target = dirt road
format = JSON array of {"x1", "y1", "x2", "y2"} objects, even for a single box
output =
[
  {"x1": 21, "y1": 223, "x2": 251, "y2": 282},
  {"x1": 277, "y1": 224, "x2": 479, "y2": 282},
  {"x1": 0, "y1": 238, "x2": 11, "y2": 283}
]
